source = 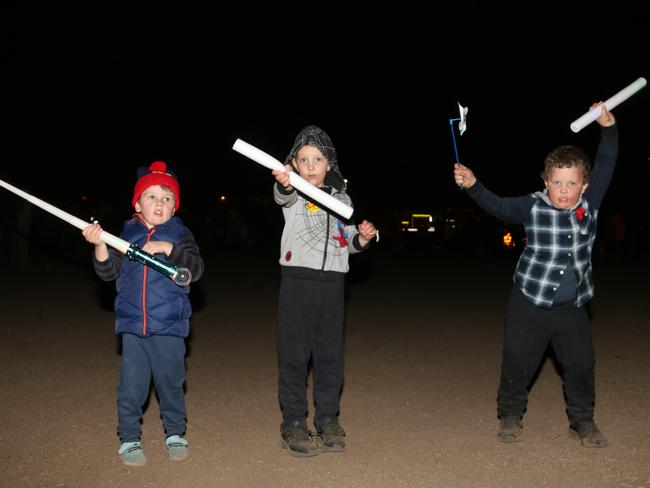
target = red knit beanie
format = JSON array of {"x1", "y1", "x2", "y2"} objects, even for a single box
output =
[{"x1": 132, "y1": 161, "x2": 181, "y2": 211}]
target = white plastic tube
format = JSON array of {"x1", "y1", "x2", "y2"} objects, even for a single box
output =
[
  {"x1": 570, "y1": 77, "x2": 647, "y2": 133},
  {"x1": 232, "y1": 138, "x2": 354, "y2": 219},
  {"x1": 0, "y1": 178, "x2": 130, "y2": 253}
]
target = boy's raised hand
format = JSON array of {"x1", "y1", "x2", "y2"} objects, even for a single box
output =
[
  {"x1": 82, "y1": 223, "x2": 105, "y2": 246},
  {"x1": 454, "y1": 163, "x2": 477, "y2": 189},
  {"x1": 358, "y1": 220, "x2": 377, "y2": 247},
  {"x1": 592, "y1": 102, "x2": 616, "y2": 127},
  {"x1": 82, "y1": 222, "x2": 109, "y2": 261},
  {"x1": 142, "y1": 240, "x2": 173, "y2": 256},
  {"x1": 272, "y1": 164, "x2": 294, "y2": 190}
]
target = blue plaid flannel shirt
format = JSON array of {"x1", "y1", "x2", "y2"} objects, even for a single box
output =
[
  {"x1": 466, "y1": 125, "x2": 618, "y2": 310},
  {"x1": 514, "y1": 195, "x2": 596, "y2": 308}
]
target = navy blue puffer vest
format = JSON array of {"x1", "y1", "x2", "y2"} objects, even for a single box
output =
[{"x1": 115, "y1": 215, "x2": 192, "y2": 338}]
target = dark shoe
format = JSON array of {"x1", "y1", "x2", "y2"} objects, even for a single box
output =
[
  {"x1": 497, "y1": 416, "x2": 523, "y2": 443},
  {"x1": 280, "y1": 421, "x2": 319, "y2": 457},
  {"x1": 316, "y1": 417, "x2": 346, "y2": 452},
  {"x1": 568, "y1": 420, "x2": 608, "y2": 448}
]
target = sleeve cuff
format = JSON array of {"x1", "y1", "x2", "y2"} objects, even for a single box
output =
[
  {"x1": 353, "y1": 233, "x2": 370, "y2": 251},
  {"x1": 276, "y1": 182, "x2": 295, "y2": 195},
  {"x1": 167, "y1": 243, "x2": 181, "y2": 265},
  {"x1": 466, "y1": 180, "x2": 484, "y2": 197},
  {"x1": 93, "y1": 253, "x2": 113, "y2": 272}
]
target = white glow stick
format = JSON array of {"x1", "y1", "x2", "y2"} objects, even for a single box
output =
[
  {"x1": 570, "y1": 77, "x2": 647, "y2": 133},
  {"x1": 232, "y1": 138, "x2": 354, "y2": 219},
  {"x1": 0, "y1": 178, "x2": 130, "y2": 253},
  {"x1": 0, "y1": 177, "x2": 193, "y2": 286}
]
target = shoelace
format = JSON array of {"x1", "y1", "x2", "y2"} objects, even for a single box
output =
[
  {"x1": 286, "y1": 430, "x2": 311, "y2": 441},
  {"x1": 167, "y1": 442, "x2": 187, "y2": 449},
  {"x1": 319, "y1": 424, "x2": 345, "y2": 437}
]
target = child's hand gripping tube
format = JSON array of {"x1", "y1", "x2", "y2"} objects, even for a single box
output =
[{"x1": 126, "y1": 244, "x2": 192, "y2": 287}]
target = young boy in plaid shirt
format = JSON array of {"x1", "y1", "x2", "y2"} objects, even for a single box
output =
[{"x1": 453, "y1": 102, "x2": 617, "y2": 447}]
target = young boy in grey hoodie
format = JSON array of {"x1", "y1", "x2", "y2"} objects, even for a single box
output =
[{"x1": 272, "y1": 125, "x2": 377, "y2": 457}]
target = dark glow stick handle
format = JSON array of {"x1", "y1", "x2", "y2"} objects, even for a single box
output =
[{"x1": 126, "y1": 245, "x2": 192, "y2": 287}]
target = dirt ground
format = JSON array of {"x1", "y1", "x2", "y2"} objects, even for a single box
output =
[{"x1": 1, "y1": 247, "x2": 649, "y2": 488}]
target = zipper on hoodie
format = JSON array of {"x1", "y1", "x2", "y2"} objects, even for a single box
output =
[
  {"x1": 321, "y1": 211, "x2": 330, "y2": 271},
  {"x1": 141, "y1": 227, "x2": 157, "y2": 335}
]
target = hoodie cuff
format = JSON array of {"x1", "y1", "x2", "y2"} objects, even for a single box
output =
[
  {"x1": 276, "y1": 182, "x2": 295, "y2": 195},
  {"x1": 353, "y1": 233, "x2": 370, "y2": 251}
]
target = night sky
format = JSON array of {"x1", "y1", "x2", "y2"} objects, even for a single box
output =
[{"x1": 3, "y1": 4, "x2": 648, "y2": 232}]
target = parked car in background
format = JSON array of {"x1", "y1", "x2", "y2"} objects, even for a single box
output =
[{"x1": 399, "y1": 208, "x2": 525, "y2": 259}]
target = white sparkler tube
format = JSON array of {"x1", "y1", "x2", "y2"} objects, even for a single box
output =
[
  {"x1": 0, "y1": 178, "x2": 130, "y2": 253},
  {"x1": 0, "y1": 178, "x2": 192, "y2": 286},
  {"x1": 570, "y1": 77, "x2": 647, "y2": 133},
  {"x1": 232, "y1": 138, "x2": 354, "y2": 219}
]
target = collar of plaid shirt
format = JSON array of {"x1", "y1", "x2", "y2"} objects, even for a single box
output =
[{"x1": 514, "y1": 196, "x2": 597, "y2": 309}]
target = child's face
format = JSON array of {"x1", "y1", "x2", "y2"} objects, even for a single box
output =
[
  {"x1": 135, "y1": 185, "x2": 176, "y2": 228},
  {"x1": 544, "y1": 166, "x2": 589, "y2": 210},
  {"x1": 292, "y1": 145, "x2": 330, "y2": 187}
]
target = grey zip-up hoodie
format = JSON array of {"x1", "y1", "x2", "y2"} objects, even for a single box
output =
[
  {"x1": 274, "y1": 184, "x2": 364, "y2": 275},
  {"x1": 275, "y1": 125, "x2": 366, "y2": 277}
]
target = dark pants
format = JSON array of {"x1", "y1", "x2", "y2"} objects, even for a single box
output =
[
  {"x1": 497, "y1": 287, "x2": 596, "y2": 424},
  {"x1": 117, "y1": 334, "x2": 187, "y2": 442},
  {"x1": 277, "y1": 276, "x2": 345, "y2": 427}
]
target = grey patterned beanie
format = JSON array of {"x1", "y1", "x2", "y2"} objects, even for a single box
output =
[{"x1": 285, "y1": 125, "x2": 346, "y2": 190}]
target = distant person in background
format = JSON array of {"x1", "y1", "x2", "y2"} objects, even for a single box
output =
[
  {"x1": 272, "y1": 125, "x2": 377, "y2": 457},
  {"x1": 82, "y1": 161, "x2": 204, "y2": 466},
  {"x1": 453, "y1": 103, "x2": 617, "y2": 448}
]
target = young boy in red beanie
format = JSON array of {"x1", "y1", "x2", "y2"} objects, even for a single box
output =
[{"x1": 82, "y1": 161, "x2": 204, "y2": 466}]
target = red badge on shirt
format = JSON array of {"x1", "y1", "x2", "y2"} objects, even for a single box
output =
[
  {"x1": 576, "y1": 207, "x2": 586, "y2": 221},
  {"x1": 285, "y1": 251, "x2": 292, "y2": 262}
]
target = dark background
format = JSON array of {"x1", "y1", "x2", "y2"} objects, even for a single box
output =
[{"x1": 2, "y1": 3, "x2": 648, "y2": 266}]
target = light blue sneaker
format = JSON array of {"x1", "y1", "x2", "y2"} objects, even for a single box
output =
[
  {"x1": 165, "y1": 435, "x2": 189, "y2": 461},
  {"x1": 118, "y1": 441, "x2": 147, "y2": 466}
]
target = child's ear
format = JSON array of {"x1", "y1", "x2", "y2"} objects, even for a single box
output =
[
  {"x1": 327, "y1": 164, "x2": 331, "y2": 172},
  {"x1": 291, "y1": 158, "x2": 299, "y2": 172},
  {"x1": 135, "y1": 202, "x2": 142, "y2": 212}
]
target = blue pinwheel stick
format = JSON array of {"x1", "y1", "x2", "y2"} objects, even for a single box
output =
[
  {"x1": 449, "y1": 102, "x2": 468, "y2": 189},
  {"x1": 449, "y1": 117, "x2": 462, "y2": 163}
]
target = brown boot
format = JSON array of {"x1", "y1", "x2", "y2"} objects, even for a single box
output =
[
  {"x1": 568, "y1": 420, "x2": 608, "y2": 448},
  {"x1": 316, "y1": 417, "x2": 346, "y2": 452},
  {"x1": 280, "y1": 421, "x2": 319, "y2": 457},
  {"x1": 497, "y1": 416, "x2": 523, "y2": 443}
]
